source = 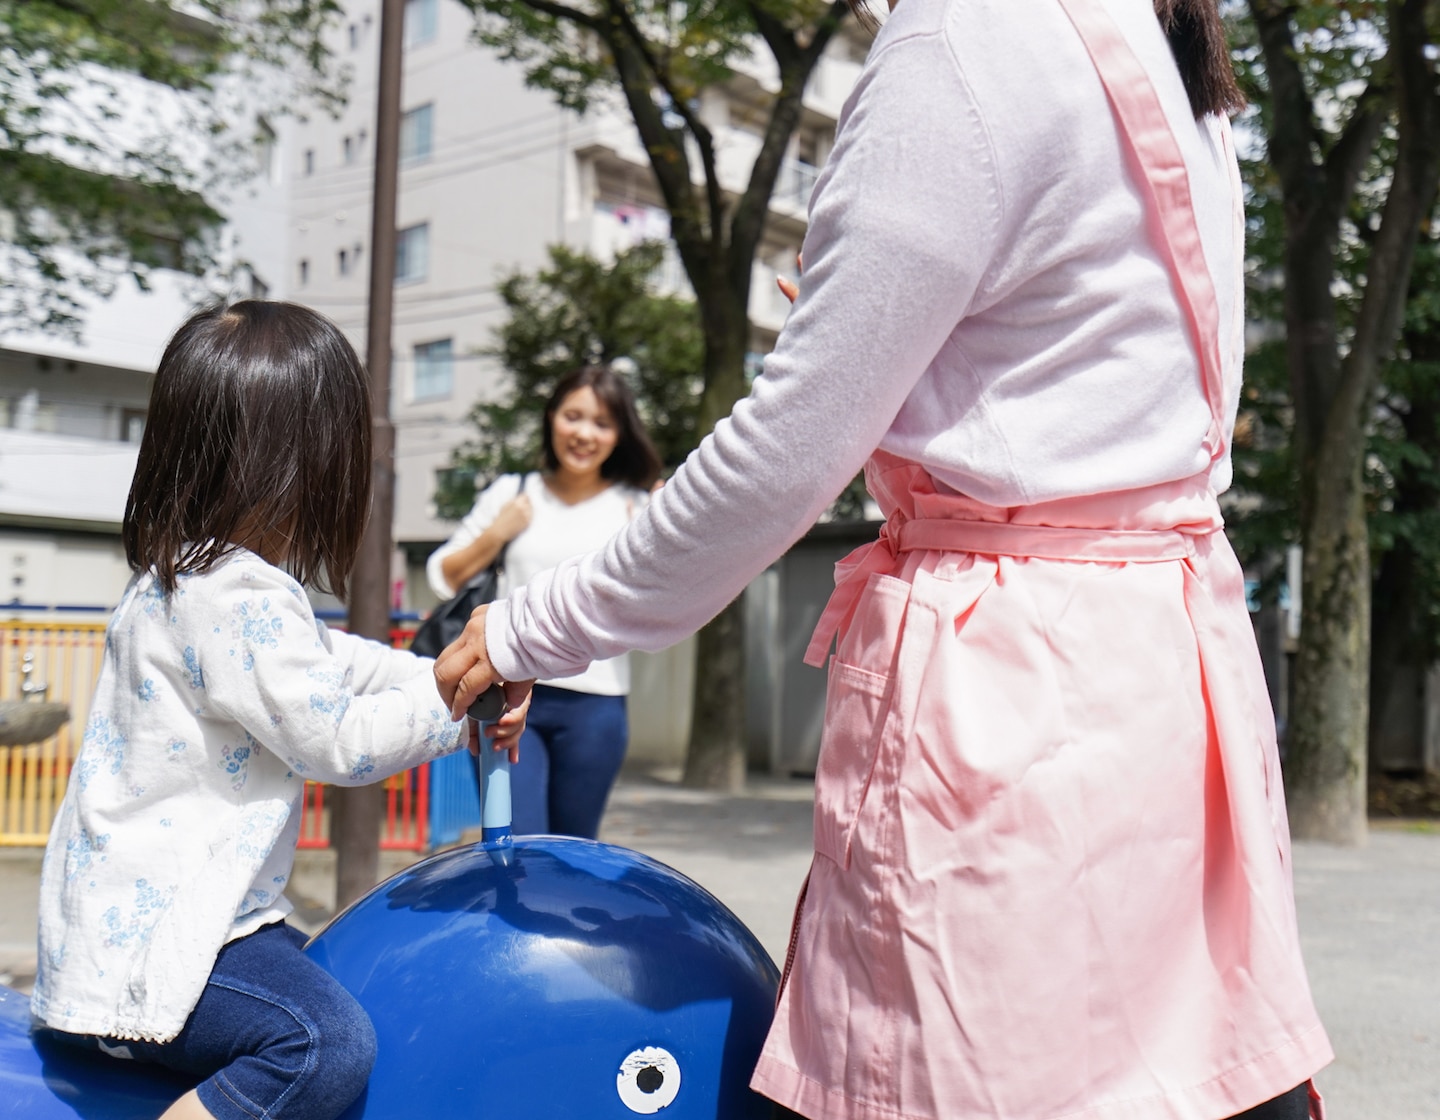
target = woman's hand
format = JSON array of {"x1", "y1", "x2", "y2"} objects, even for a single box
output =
[
  {"x1": 491, "y1": 494, "x2": 533, "y2": 543},
  {"x1": 776, "y1": 251, "x2": 804, "y2": 304},
  {"x1": 433, "y1": 604, "x2": 535, "y2": 755}
]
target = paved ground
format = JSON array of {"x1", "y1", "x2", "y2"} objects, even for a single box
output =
[{"x1": 3, "y1": 770, "x2": 1437, "y2": 1117}]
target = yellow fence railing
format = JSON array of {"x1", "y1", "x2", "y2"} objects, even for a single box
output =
[
  {"x1": 0, "y1": 619, "x2": 107, "y2": 846},
  {"x1": 0, "y1": 618, "x2": 429, "y2": 851}
]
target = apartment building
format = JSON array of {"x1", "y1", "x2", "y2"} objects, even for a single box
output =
[
  {"x1": 283, "y1": 0, "x2": 867, "y2": 608},
  {"x1": 0, "y1": 35, "x2": 289, "y2": 614}
]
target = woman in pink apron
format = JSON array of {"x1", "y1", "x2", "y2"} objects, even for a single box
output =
[{"x1": 438, "y1": 1, "x2": 1333, "y2": 1117}]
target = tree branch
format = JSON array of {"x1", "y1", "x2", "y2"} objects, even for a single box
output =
[
  {"x1": 512, "y1": 0, "x2": 604, "y2": 32},
  {"x1": 746, "y1": 0, "x2": 801, "y2": 69},
  {"x1": 1321, "y1": 77, "x2": 1392, "y2": 220},
  {"x1": 1332, "y1": 0, "x2": 1440, "y2": 434},
  {"x1": 727, "y1": 1, "x2": 849, "y2": 291},
  {"x1": 599, "y1": 0, "x2": 725, "y2": 261},
  {"x1": 1249, "y1": 0, "x2": 1324, "y2": 204}
]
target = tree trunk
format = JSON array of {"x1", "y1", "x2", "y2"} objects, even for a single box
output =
[
  {"x1": 1285, "y1": 455, "x2": 1371, "y2": 844},
  {"x1": 1254, "y1": 0, "x2": 1440, "y2": 845},
  {"x1": 683, "y1": 597, "x2": 748, "y2": 790}
]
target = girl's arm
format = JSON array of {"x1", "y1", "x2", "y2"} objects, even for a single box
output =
[
  {"x1": 198, "y1": 564, "x2": 464, "y2": 785},
  {"x1": 323, "y1": 625, "x2": 429, "y2": 692}
]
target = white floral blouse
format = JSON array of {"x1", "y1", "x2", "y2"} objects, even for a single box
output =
[{"x1": 31, "y1": 550, "x2": 464, "y2": 1042}]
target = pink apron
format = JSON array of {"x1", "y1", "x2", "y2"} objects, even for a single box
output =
[{"x1": 748, "y1": 3, "x2": 1332, "y2": 1119}]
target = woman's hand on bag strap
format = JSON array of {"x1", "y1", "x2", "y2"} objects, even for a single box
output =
[{"x1": 491, "y1": 492, "x2": 533, "y2": 542}]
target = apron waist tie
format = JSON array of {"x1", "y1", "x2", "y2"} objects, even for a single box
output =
[{"x1": 803, "y1": 516, "x2": 1208, "y2": 668}]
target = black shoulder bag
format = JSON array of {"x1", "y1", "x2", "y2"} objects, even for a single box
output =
[{"x1": 409, "y1": 474, "x2": 528, "y2": 659}]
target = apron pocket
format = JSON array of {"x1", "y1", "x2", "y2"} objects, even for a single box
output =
[{"x1": 813, "y1": 657, "x2": 894, "y2": 869}]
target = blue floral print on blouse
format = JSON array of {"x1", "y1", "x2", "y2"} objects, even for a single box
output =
[
  {"x1": 181, "y1": 646, "x2": 204, "y2": 690},
  {"x1": 74, "y1": 715, "x2": 127, "y2": 791}
]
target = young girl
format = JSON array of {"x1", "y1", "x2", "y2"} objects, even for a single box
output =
[
  {"x1": 31, "y1": 301, "x2": 526, "y2": 1120},
  {"x1": 437, "y1": 0, "x2": 1330, "y2": 1117},
  {"x1": 427, "y1": 366, "x2": 661, "y2": 838}
]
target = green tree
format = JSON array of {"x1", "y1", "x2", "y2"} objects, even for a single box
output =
[
  {"x1": 460, "y1": 0, "x2": 852, "y2": 789},
  {"x1": 436, "y1": 241, "x2": 704, "y2": 518},
  {"x1": 0, "y1": 0, "x2": 342, "y2": 338},
  {"x1": 1238, "y1": 0, "x2": 1440, "y2": 842}
]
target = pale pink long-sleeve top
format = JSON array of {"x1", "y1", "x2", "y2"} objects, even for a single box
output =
[{"x1": 486, "y1": 0, "x2": 1242, "y2": 684}]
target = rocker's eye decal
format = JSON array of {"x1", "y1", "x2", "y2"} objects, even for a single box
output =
[{"x1": 616, "y1": 1045, "x2": 681, "y2": 1113}]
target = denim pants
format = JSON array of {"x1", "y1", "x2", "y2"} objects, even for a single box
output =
[
  {"x1": 511, "y1": 684, "x2": 628, "y2": 838},
  {"x1": 54, "y1": 921, "x2": 376, "y2": 1120}
]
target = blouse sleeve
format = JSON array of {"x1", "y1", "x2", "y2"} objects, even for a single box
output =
[
  {"x1": 486, "y1": 26, "x2": 1003, "y2": 682},
  {"x1": 322, "y1": 624, "x2": 432, "y2": 690},
  {"x1": 196, "y1": 564, "x2": 463, "y2": 786},
  {"x1": 425, "y1": 474, "x2": 523, "y2": 600}
]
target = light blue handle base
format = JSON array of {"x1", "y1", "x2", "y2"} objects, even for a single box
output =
[{"x1": 478, "y1": 745, "x2": 513, "y2": 860}]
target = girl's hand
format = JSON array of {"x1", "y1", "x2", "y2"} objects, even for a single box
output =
[
  {"x1": 491, "y1": 494, "x2": 533, "y2": 543},
  {"x1": 434, "y1": 604, "x2": 534, "y2": 726},
  {"x1": 468, "y1": 692, "x2": 530, "y2": 763}
]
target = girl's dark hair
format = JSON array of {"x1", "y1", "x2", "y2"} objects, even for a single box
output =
[
  {"x1": 541, "y1": 365, "x2": 662, "y2": 490},
  {"x1": 123, "y1": 300, "x2": 373, "y2": 598},
  {"x1": 844, "y1": 0, "x2": 1244, "y2": 119},
  {"x1": 1154, "y1": 0, "x2": 1245, "y2": 118}
]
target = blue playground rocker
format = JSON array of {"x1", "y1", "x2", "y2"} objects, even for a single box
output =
[{"x1": 0, "y1": 686, "x2": 782, "y2": 1118}]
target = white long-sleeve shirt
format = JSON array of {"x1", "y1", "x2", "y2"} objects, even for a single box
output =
[
  {"x1": 33, "y1": 550, "x2": 464, "y2": 1042},
  {"x1": 485, "y1": 0, "x2": 1242, "y2": 684},
  {"x1": 426, "y1": 473, "x2": 649, "y2": 695}
]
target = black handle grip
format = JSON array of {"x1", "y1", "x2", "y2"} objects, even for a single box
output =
[{"x1": 467, "y1": 684, "x2": 507, "y2": 723}]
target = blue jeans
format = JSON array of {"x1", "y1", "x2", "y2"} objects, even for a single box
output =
[
  {"x1": 50, "y1": 921, "x2": 375, "y2": 1120},
  {"x1": 511, "y1": 684, "x2": 628, "y2": 838}
]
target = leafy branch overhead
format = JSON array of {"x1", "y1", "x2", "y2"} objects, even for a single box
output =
[
  {"x1": 436, "y1": 242, "x2": 704, "y2": 520},
  {"x1": 0, "y1": 0, "x2": 345, "y2": 337},
  {"x1": 461, "y1": 0, "x2": 849, "y2": 431}
]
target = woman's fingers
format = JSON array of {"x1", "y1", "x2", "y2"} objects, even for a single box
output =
[
  {"x1": 434, "y1": 605, "x2": 494, "y2": 719},
  {"x1": 777, "y1": 275, "x2": 799, "y2": 304}
]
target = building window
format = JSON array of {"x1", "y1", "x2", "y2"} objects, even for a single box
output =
[
  {"x1": 349, "y1": 22, "x2": 360, "y2": 49},
  {"x1": 256, "y1": 118, "x2": 280, "y2": 185},
  {"x1": 338, "y1": 248, "x2": 351, "y2": 276},
  {"x1": 395, "y1": 223, "x2": 429, "y2": 283},
  {"x1": 121, "y1": 408, "x2": 147, "y2": 444},
  {"x1": 342, "y1": 135, "x2": 355, "y2": 164},
  {"x1": 404, "y1": 0, "x2": 438, "y2": 48},
  {"x1": 303, "y1": 148, "x2": 315, "y2": 176},
  {"x1": 412, "y1": 338, "x2": 454, "y2": 402},
  {"x1": 400, "y1": 103, "x2": 434, "y2": 164},
  {"x1": 298, "y1": 258, "x2": 309, "y2": 286},
  {"x1": 249, "y1": 271, "x2": 270, "y2": 299}
]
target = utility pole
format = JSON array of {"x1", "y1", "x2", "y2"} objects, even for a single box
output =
[{"x1": 334, "y1": 0, "x2": 405, "y2": 910}]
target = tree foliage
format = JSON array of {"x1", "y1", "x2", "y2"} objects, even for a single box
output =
[
  {"x1": 436, "y1": 241, "x2": 704, "y2": 519},
  {"x1": 0, "y1": 0, "x2": 343, "y2": 337}
]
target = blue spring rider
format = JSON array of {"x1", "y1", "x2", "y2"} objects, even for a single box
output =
[{"x1": 0, "y1": 690, "x2": 782, "y2": 1118}]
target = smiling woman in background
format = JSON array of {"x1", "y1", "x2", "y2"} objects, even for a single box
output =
[{"x1": 427, "y1": 365, "x2": 660, "y2": 838}]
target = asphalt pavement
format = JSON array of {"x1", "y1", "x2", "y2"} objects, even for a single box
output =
[{"x1": 2, "y1": 769, "x2": 1436, "y2": 1118}]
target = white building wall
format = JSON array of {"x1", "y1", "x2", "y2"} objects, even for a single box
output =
[{"x1": 0, "y1": 33, "x2": 299, "y2": 611}]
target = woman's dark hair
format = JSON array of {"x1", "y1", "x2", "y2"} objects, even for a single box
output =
[
  {"x1": 844, "y1": 0, "x2": 1244, "y2": 119},
  {"x1": 123, "y1": 300, "x2": 373, "y2": 598},
  {"x1": 1154, "y1": 0, "x2": 1245, "y2": 118},
  {"x1": 541, "y1": 365, "x2": 662, "y2": 490}
]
